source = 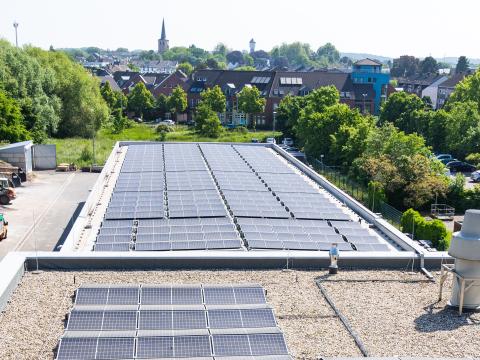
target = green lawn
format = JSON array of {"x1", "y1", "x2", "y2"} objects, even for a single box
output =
[{"x1": 49, "y1": 124, "x2": 281, "y2": 167}]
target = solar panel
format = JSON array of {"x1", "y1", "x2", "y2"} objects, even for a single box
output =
[
  {"x1": 136, "y1": 336, "x2": 212, "y2": 358},
  {"x1": 212, "y1": 333, "x2": 289, "y2": 356},
  {"x1": 96, "y1": 337, "x2": 135, "y2": 359},
  {"x1": 56, "y1": 337, "x2": 97, "y2": 360},
  {"x1": 140, "y1": 286, "x2": 203, "y2": 305},
  {"x1": 58, "y1": 284, "x2": 291, "y2": 359}
]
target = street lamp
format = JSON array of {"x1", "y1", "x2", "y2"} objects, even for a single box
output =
[
  {"x1": 13, "y1": 21, "x2": 19, "y2": 48},
  {"x1": 362, "y1": 93, "x2": 367, "y2": 114},
  {"x1": 320, "y1": 154, "x2": 324, "y2": 172}
]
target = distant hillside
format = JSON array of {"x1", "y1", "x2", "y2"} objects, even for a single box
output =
[{"x1": 340, "y1": 52, "x2": 392, "y2": 63}]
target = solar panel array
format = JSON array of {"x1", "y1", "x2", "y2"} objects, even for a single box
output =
[
  {"x1": 56, "y1": 284, "x2": 292, "y2": 360},
  {"x1": 93, "y1": 143, "x2": 391, "y2": 252}
]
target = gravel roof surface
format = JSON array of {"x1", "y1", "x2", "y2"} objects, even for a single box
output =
[
  {"x1": 0, "y1": 270, "x2": 360, "y2": 360},
  {"x1": 0, "y1": 269, "x2": 476, "y2": 360},
  {"x1": 321, "y1": 270, "x2": 480, "y2": 358}
]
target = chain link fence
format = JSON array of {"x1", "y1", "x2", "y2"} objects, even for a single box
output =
[{"x1": 309, "y1": 157, "x2": 403, "y2": 228}]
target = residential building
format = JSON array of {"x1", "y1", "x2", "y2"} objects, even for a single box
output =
[
  {"x1": 157, "y1": 19, "x2": 169, "y2": 54},
  {"x1": 420, "y1": 76, "x2": 448, "y2": 109},
  {"x1": 350, "y1": 58, "x2": 390, "y2": 114},
  {"x1": 131, "y1": 60, "x2": 178, "y2": 74},
  {"x1": 436, "y1": 72, "x2": 468, "y2": 109},
  {"x1": 151, "y1": 70, "x2": 189, "y2": 97},
  {"x1": 397, "y1": 74, "x2": 445, "y2": 98},
  {"x1": 184, "y1": 60, "x2": 382, "y2": 128}
]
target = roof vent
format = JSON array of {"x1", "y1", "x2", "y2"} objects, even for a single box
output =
[{"x1": 448, "y1": 209, "x2": 480, "y2": 309}]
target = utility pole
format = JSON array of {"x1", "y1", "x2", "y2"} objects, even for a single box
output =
[
  {"x1": 272, "y1": 111, "x2": 276, "y2": 139},
  {"x1": 13, "y1": 21, "x2": 19, "y2": 48}
]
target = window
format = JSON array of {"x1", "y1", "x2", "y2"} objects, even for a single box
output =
[
  {"x1": 345, "y1": 92, "x2": 350, "y2": 98},
  {"x1": 273, "y1": 89, "x2": 279, "y2": 95}
]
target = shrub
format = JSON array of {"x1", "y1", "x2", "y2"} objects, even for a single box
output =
[
  {"x1": 466, "y1": 153, "x2": 480, "y2": 167},
  {"x1": 400, "y1": 208, "x2": 449, "y2": 249},
  {"x1": 79, "y1": 145, "x2": 93, "y2": 163},
  {"x1": 234, "y1": 126, "x2": 248, "y2": 134},
  {"x1": 156, "y1": 124, "x2": 173, "y2": 133}
]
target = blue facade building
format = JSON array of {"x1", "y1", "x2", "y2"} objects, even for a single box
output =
[{"x1": 351, "y1": 59, "x2": 390, "y2": 114}]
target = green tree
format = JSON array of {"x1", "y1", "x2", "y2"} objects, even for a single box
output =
[
  {"x1": 276, "y1": 95, "x2": 306, "y2": 138},
  {"x1": 316, "y1": 43, "x2": 340, "y2": 63},
  {"x1": 270, "y1": 42, "x2": 315, "y2": 68},
  {"x1": 235, "y1": 66, "x2": 257, "y2": 71},
  {"x1": 447, "y1": 69, "x2": 480, "y2": 111},
  {"x1": 111, "y1": 108, "x2": 129, "y2": 134},
  {"x1": 419, "y1": 56, "x2": 438, "y2": 75},
  {"x1": 167, "y1": 85, "x2": 187, "y2": 120},
  {"x1": 237, "y1": 86, "x2": 266, "y2": 130},
  {"x1": 379, "y1": 91, "x2": 427, "y2": 134},
  {"x1": 177, "y1": 62, "x2": 194, "y2": 76},
  {"x1": 455, "y1": 56, "x2": 469, "y2": 73},
  {"x1": 194, "y1": 102, "x2": 222, "y2": 137},
  {"x1": 0, "y1": 91, "x2": 29, "y2": 142},
  {"x1": 155, "y1": 94, "x2": 169, "y2": 118},
  {"x1": 127, "y1": 82, "x2": 154, "y2": 118},
  {"x1": 445, "y1": 101, "x2": 480, "y2": 158},
  {"x1": 200, "y1": 86, "x2": 226, "y2": 113},
  {"x1": 353, "y1": 124, "x2": 447, "y2": 208},
  {"x1": 100, "y1": 81, "x2": 116, "y2": 109},
  {"x1": 296, "y1": 95, "x2": 374, "y2": 166}
]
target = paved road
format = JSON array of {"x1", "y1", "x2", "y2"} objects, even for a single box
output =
[{"x1": 0, "y1": 171, "x2": 99, "y2": 258}]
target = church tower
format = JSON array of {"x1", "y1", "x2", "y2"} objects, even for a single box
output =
[{"x1": 158, "y1": 19, "x2": 169, "y2": 54}]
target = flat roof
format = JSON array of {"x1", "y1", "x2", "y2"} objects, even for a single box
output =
[
  {"x1": 63, "y1": 142, "x2": 427, "y2": 262},
  {"x1": 0, "y1": 269, "x2": 477, "y2": 359}
]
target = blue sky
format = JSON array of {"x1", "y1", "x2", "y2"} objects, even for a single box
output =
[{"x1": 1, "y1": 0, "x2": 478, "y2": 58}]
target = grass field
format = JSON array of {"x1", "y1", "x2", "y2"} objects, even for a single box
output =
[{"x1": 49, "y1": 124, "x2": 281, "y2": 167}]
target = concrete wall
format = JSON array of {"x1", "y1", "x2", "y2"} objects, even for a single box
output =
[{"x1": 32, "y1": 144, "x2": 57, "y2": 170}]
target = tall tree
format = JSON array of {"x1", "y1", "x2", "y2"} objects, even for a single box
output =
[
  {"x1": 379, "y1": 92, "x2": 427, "y2": 134},
  {"x1": 419, "y1": 56, "x2": 438, "y2": 75},
  {"x1": 353, "y1": 124, "x2": 447, "y2": 208},
  {"x1": 316, "y1": 43, "x2": 340, "y2": 63},
  {"x1": 177, "y1": 62, "x2": 194, "y2": 76},
  {"x1": 447, "y1": 69, "x2": 480, "y2": 111},
  {"x1": 455, "y1": 56, "x2": 469, "y2": 73},
  {"x1": 168, "y1": 86, "x2": 187, "y2": 120},
  {"x1": 0, "y1": 91, "x2": 29, "y2": 142},
  {"x1": 100, "y1": 81, "x2": 116, "y2": 109},
  {"x1": 194, "y1": 102, "x2": 222, "y2": 137},
  {"x1": 200, "y1": 86, "x2": 226, "y2": 113},
  {"x1": 237, "y1": 86, "x2": 265, "y2": 130},
  {"x1": 127, "y1": 82, "x2": 154, "y2": 118}
]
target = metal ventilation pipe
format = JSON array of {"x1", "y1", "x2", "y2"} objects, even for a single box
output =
[{"x1": 448, "y1": 209, "x2": 480, "y2": 309}]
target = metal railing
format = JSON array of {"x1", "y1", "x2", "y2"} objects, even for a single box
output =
[
  {"x1": 431, "y1": 203, "x2": 455, "y2": 220},
  {"x1": 309, "y1": 157, "x2": 403, "y2": 228}
]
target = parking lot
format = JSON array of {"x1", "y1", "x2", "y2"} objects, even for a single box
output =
[{"x1": 0, "y1": 171, "x2": 99, "y2": 258}]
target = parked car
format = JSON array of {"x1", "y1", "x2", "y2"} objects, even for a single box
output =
[
  {"x1": 265, "y1": 137, "x2": 276, "y2": 144},
  {"x1": 471, "y1": 170, "x2": 480, "y2": 182},
  {"x1": 436, "y1": 154, "x2": 453, "y2": 161},
  {"x1": 440, "y1": 158, "x2": 457, "y2": 165},
  {"x1": 282, "y1": 138, "x2": 294, "y2": 146},
  {"x1": 133, "y1": 117, "x2": 143, "y2": 123},
  {"x1": 251, "y1": 138, "x2": 259, "y2": 143},
  {"x1": 446, "y1": 161, "x2": 476, "y2": 173},
  {"x1": 158, "y1": 120, "x2": 175, "y2": 126}
]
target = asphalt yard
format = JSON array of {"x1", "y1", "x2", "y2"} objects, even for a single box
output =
[{"x1": 0, "y1": 171, "x2": 99, "y2": 258}]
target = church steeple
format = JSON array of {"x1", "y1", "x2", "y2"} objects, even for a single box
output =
[
  {"x1": 161, "y1": 19, "x2": 167, "y2": 40},
  {"x1": 158, "y1": 18, "x2": 169, "y2": 54}
]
